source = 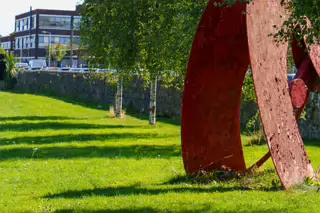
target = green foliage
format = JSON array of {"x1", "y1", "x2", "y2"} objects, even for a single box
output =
[
  {"x1": 246, "y1": 129, "x2": 266, "y2": 146},
  {"x1": 47, "y1": 44, "x2": 67, "y2": 65},
  {"x1": 81, "y1": 0, "x2": 207, "y2": 89},
  {"x1": 218, "y1": 0, "x2": 320, "y2": 47},
  {"x1": 214, "y1": 0, "x2": 252, "y2": 7},
  {"x1": 0, "y1": 51, "x2": 19, "y2": 89},
  {"x1": 0, "y1": 47, "x2": 6, "y2": 55},
  {"x1": 273, "y1": 0, "x2": 320, "y2": 47},
  {"x1": 242, "y1": 71, "x2": 256, "y2": 103},
  {"x1": 81, "y1": 0, "x2": 139, "y2": 81},
  {"x1": 242, "y1": 70, "x2": 262, "y2": 132},
  {"x1": 4, "y1": 52, "x2": 18, "y2": 78}
]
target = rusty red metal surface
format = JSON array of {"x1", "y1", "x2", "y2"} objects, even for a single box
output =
[
  {"x1": 247, "y1": 0, "x2": 314, "y2": 188},
  {"x1": 182, "y1": 0, "x2": 320, "y2": 188},
  {"x1": 182, "y1": 1, "x2": 249, "y2": 174},
  {"x1": 289, "y1": 79, "x2": 307, "y2": 109}
]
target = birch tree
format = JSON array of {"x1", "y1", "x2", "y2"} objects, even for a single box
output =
[
  {"x1": 48, "y1": 44, "x2": 67, "y2": 67},
  {"x1": 136, "y1": 0, "x2": 207, "y2": 125},
  {"x1": 81, "y1": 0, "x2": 207, "y2": 123},
  {"x1": 81, "y1": 0, "x2": 139, "y2": 118}
]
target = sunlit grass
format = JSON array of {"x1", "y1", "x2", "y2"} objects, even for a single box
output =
[{"x1": 0, "y1": 91, "x2": 319, "y2": 213}]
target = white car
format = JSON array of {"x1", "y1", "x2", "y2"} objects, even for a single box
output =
[
  {"x1": 41, "y1": 67, "x2": 59, "y2": 71},
  {"x1": 15, "y1": 63, "x2": 29, "y2": 70},
  {"x1": 287, "y1": 74, "x2": 295, "y2": 81},
  {"x1": 70, "y1": 68, "x2": 82, "y2": 72}
]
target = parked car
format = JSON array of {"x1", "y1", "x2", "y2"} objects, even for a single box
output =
[
  {"x1": 69, "y1": 68, "x2": 82, "y2": 72},
  {"x1": 96, "y1": 69, "x2": 107, "y2": 72},
  {"x1": 29, "y1": 59, "x2": 46, "y2": 70},
  {"x1": 15, "y1": 63, "x2": 29, "y2": 70},
  {"x1": 96, "y1": 69, "x2": 113, "y2": 73},
  {"x1": 288, "y1": 74, "x2": 295, "y2": 81},
  {"x1": 58, "y1": 67, "x2": 70, "y2": 72},
  {"x1": 96, "y1": 69, "x2": 117, "y2": 73},
  {"x1": 41, "y1": 67, "x2": 59, "y2": 71},
  {"x1": 83, "y1": 68, "x2": 99, "y2": 72},
  {"x1": 28, "y1": 67, "x2": 42, "y2": 71}
]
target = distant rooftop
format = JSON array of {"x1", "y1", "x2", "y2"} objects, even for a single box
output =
[{"x1": 15, "y1": 7, "x2": 81, "y2": 20}]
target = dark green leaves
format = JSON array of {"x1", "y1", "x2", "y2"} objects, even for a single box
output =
[{"x1": 81, "y1": 0, "x2": 208, "y2": 89}]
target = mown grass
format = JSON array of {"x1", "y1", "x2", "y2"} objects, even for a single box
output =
[{"x1": 0, "y1": 91, "x2": 320, "y2": 213}]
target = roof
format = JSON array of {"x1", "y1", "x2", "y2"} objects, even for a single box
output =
[{"x1": 16, "y1": 9, "x2": 81, "y2": 20}]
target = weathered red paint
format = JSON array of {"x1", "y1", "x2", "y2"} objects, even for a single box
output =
[
  {"x1": 289, "y1": 79, "x2": 307, "y2": 109},
  {"x1": 182, "y1": 0, "x2": 320, "y2": 188},
  {"x1": 182, "y1": 1, "x2": 249, "y2": 174},
  {"x1": 247, "y1": 0, "x2": 314, "y2": 188}
]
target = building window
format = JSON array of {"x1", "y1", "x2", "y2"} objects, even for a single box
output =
[
  {"x1": 15, "y1": 20, "x2": 20, "y2": 32},
  {"x1": 39, "y1": 36, "x2": 44, "y2": 43},
  {"x1": 15, "y1": 37, "x2": 24, "y2": 49},
  {"x1": 31, "y1": 35, "x2": 35, "y2": 48},
  {"x1": 38, "y1": 35, "x2": 75, "y2": 48},
  {"x1": 20, "y1": 20, "x2": 23, "y2": 31},
  {"x1": 39, "y1": 15, "x2": 71, "y2": 30},
  {"x1": 0, "y1": 42, "x2": 11, "y2": 50},
  {"x1": 73, "y1": 16, "x2": 81, "y2": 30},
  {"x1": 15, "y1": 38, "x2": 18, "y2": 49},
  {"x1": 73, "y1": 37, "x2": 81, "y2": 45},
  {"x1": 32, "y1": 15, "x2": 37, "y2": 29},
  {"x1": 24, "y1": 19, "x2": 28, "y2": 30},
  {"x1": 38, "y1": 35, "x2": 50, "y2": 48},
  {"x1": 60, "y1": 37, "x2": 70, "y2": 45}
]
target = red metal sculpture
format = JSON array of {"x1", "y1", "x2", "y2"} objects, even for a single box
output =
[{"x1": 182, "y1": 0, "x2": 320, "y2": 188}]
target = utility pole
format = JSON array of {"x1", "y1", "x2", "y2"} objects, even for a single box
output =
[
  {"x1": 28, "y1": 6, "x2": 32, "y2": 61},
  {"x1": 70, "y1": 16, "x2": 74, "y2": 67},
  {"x1": 42, "y1": 31, "x2": 51, "y2": 66},
  {"x1": 20, "y1": 44, "x2": 22, "y2": 62}
]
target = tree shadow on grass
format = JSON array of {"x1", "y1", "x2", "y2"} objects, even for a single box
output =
[
  {"x1": 11, "y1": 91, "x2": 181, "y2": 126},
  {"x1": 54, "y1": 206, "x2": 278, "y2": 213},
  {"x1": 304, "y1": 139, "x2": 320, "y2": 148},
  {"x1": 128, "y1": 113, "x2": 181, "y2": 126},
  {"x1": 0, "y1": 122, "x2": 140, "y2": 132},
  {"x1": 55, "y1": 206, "x2": 257, "y2": 213},
  {"x1": 44, "y1": 184, "x2": 249, "y2": 199},
  {"x1": 54, "y1": 208, "x2": 158, "y2": 213},
  {"x1": 164, "y1": 172, "x2": 283, "y2": 192},
  {"x1": 53, "y1": 209, "x2": 286, "y2": 213},
  {"x1": 0, "y1": 116, "x2": 85, "y2": 121},
  {"x1": 0, "y1": 132, "x2": 175, "y2": 146},
  {"x1": 0, "y1": 144, "x2": 181, "y2": 160}
]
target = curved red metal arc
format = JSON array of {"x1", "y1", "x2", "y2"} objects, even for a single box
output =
[
  {"x1": 182, "y1": 0, "x2": 317, "y2": 189},
  {"x1": 182, "y1": 1, "x2": 250, "y2": 174},
  {"x1": 246, "y1": 0, "x2": 313, "y2": 188}
]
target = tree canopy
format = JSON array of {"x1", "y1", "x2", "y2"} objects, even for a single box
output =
[
  {"x1": 48, "y1": 44, "x2": 67, "y2": 66},
  {"x1": 80, "y1": 0, "x2": 207, "y2": 88}
]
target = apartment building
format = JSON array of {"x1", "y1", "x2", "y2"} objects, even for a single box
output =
[
  {"x1": 0, "y1": 35, "x2": 14, "y2": 54},
  {"x1": 1, "y1": 6, "x2": 82, "y2": 66}
]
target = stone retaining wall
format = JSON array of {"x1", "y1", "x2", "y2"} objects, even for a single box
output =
[
  {"x1": 15, "y1": 71, "x2": 320, "y2": 139},
  {"x1": 15, "y1": 71, "x2": 183, "y2": 118}
]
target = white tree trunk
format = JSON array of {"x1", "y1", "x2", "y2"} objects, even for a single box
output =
[
  {"x1": 115, "y1": 78, "x2": 123, "y2": 118},
  {"x1": 149, "y1": 79, "x2": 157, "y2": 125}
]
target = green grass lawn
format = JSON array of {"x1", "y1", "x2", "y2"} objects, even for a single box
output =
[{"x1": 1, "y1": 91, "x2": 320, "y2": 213}]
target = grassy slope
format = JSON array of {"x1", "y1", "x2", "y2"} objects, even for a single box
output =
[{"x1": 0, "y1": 91, "x2": 320, "y2": 213}]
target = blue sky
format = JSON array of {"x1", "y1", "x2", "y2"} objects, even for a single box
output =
[{"x1": 0, "y1": 0, "x2": 82, "y2": 36}]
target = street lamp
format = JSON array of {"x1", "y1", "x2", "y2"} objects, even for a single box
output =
[{"x1": 42, "y1": 31, "x2": 51, "y2": 66}]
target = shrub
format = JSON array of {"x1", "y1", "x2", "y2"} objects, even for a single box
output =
[{"x1": 4, "y1": 53, "x2": 19, "y2": 89}]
